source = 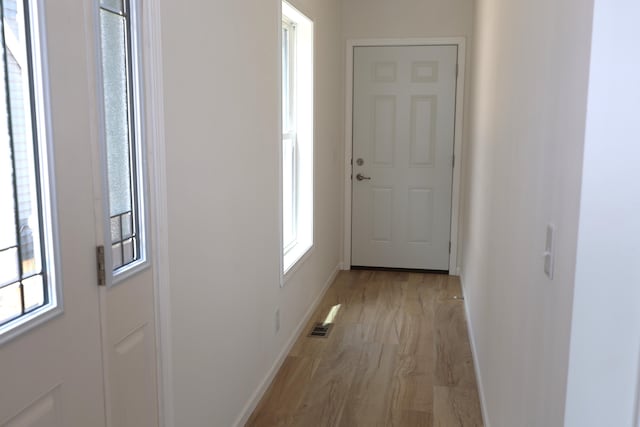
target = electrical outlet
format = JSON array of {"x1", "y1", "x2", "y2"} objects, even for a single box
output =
[{"x1": 275, "y1": 309, "x2": 280, "y2": 334}]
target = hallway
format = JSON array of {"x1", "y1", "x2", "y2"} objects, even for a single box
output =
[{"x1": 247, "y1": 271, "x2": 483, "y2": 426}]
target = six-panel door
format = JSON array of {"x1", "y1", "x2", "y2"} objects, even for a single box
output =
[{"x1": 351, "y1": 45, "x2": 458, "y2": 270}]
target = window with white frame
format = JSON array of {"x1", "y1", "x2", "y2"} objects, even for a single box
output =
[
  {"x1": 99, "y1": 0, "x2": 146, "y2": 276},
  {"x1": 281, "y1": 2, "x2": 313, "y2": 274},
  {"x1": 0, "y1": 0, "x2": 58, "y2": 333}
]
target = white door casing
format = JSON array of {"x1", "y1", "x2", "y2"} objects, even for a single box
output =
[
  {"x1": 351, "y1": 44, "x2": 458, "y2": 271},
  {"x1": 0, "y1": 1, "x2": 107, "y2": 425}
]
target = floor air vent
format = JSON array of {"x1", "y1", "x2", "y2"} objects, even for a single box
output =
[{"x1": 308, "y1": 322, "x2": 332, "y2": 338}]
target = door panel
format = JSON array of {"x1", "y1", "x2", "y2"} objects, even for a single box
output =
[
  {"x1": 372, "y1": 187, "x2": 393, "y2": 241},
  {"x1": 2, "y1": 387, "x2": 62, "y2": 427},
  {"x1": 102, "y1": 271, "x2": 159, "y2": 427},
  {"x1": 351, "y1": 45, "x2": 457, "y2": 270},
  {"x1": 0, "y1": 1, "x2": 106, "y2": 425},
  {"x1": 373, "y1": 95, "x2": 396, "y2": 166},
  {"x1": 408, "y1": 188, "x2": 434, "y2": 243},
  {"x1": 410, "y1": 95, "x2": 436, "y2": 166}
]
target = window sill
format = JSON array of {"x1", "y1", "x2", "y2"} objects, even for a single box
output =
[
  {"x1": 0, "y1": 303, "x2": 62, "y2": 347},
  {"x1": 110, "y1": 257, "x2": 151, "y2": 287},
  {"x1": 282, "y1": 242, "x2": 314, "y2": 286}
]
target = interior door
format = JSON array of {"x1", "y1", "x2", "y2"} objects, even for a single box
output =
[
  {"x1": 351, "y1": 45, "x2": 457, "y2": 270},
  {"x1": 0, "y1": 1, "x2": 106, "y2": 425}
]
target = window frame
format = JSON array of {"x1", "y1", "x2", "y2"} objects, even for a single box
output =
[
  {"x1": 96, "y1": 0, "x2": 150, "y2": 287},
  {"x1": 281, "y1": 16, "x2": 297, "y2": 254},
  {"x1": 0, "y1": 0, "x2": 63, "y2": 344},
  {"x1": 281, "y1": 1, "x2": 313, "y2": 280}
]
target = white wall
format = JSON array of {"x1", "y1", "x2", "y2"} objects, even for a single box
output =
[
  {"x1": 158, "y1": 0, "x2": 343, "y2": 425},
  {"x1": 564, "y1": 1, "x2": 640, "y2": 425},
  {"x1": 462, "y1": 0, "x2": 595, "y2": 425},
  {"x1": 341, "y1": 0, "x2": 474, "y2": 271},
  {"x1": 342, "y1": 0, "x2": 473, "y2": 40}
]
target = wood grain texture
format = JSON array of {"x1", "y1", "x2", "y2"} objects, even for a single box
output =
[
  {"x1": 434, "y1": 302, "x2": 477, "y2": 388},
  {"x1": 246, "y1": 271, "x2": 483, "y2": 427},
  {"x1": 433, "y1": 386, "x2": 483, "y2": 427}
]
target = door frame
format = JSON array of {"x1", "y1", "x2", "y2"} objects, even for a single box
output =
[
  {"x1": 343, "y1": 38, "x2": 466, "y2": 274},
  {"x1": 84, "y1": 0, "x2": 173, "y2": 425}
]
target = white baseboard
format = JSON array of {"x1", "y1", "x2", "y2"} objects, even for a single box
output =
[
  {"x1": 459, "y1": 273, "x2": 491, "y2": 427},
  {"x1": 232, "y1": 264, "x2": 341, "y2": 427}
]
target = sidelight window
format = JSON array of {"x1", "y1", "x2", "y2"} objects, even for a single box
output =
[{"x1": 99, "y1": 0, "x2": 147, "y2": 276}]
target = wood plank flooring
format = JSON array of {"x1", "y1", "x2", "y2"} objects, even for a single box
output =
[{"x1": 246, "y1": 270, "x2": 483, "y2": 427}]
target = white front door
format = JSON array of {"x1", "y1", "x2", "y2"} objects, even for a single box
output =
[
  {"x1": 0, "y1": 1, "x2": 106, "y2": 425},
  {"x1": 351, "y1": 45, "x2": 457, "y2": 270},
  {"x1": 0, "y1": 1, "x2": 160, "y2": 426}
]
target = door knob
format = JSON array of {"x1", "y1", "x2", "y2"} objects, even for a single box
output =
[{"x1": 356, "y1": 173, "x2": 371, "y2": 181}]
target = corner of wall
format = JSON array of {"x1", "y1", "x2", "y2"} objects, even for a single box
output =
[{"x1": 459, "y1": 273, "x2": 491, "y2": 427}]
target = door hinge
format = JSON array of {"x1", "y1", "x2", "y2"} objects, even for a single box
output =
[
  {"x1": 452, "y1": 155, "x2": 455, "y2": 169},
  {"x1": 449, "y1": 242, "x2": 452, "y2": 253},
  {"x1": 96, "y1": 245, "x2": 106, "y2": 287}
]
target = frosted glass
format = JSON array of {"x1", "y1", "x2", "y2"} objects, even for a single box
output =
[
  {"x1": 110, "y1": 214, "x2": 120, "y2": 243},
  {"x1": 122, "y1": 211, "x2": 132, "y2": 238},
  {"x1": 112, "y1": 242, "x2": 123, "y2": 269},
  {"x1": 122, "y1": 238, "x2": 134, "y2": 264},
  {"x1": 100, "y1": 9, "x2": 132, "y2": 217}
]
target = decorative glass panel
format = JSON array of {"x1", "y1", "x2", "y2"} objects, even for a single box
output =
[
  {"x1": 0, "y1": 0, "x2": 50, "y2": 327},
  {"x1": 0, "y1": 248, "x2": 19, "y2": 286},
  {"x1": 100, "y1": 1, "x2": 141, "y2": 271},
  {"x1": 0, "y1": 283, "x2": 21, "y2": 324},
  {"x1": 23, "y1": 275, "x2": 44, "y2": 312},
  {"x1": 100, "y1": 10, "x2": 132, "y2": 218}
]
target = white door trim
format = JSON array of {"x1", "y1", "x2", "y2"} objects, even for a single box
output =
[
  {"x1": 142, "y1": 2, "x2": 175, "y2": 426},
  {"x1": 343, "y1": 37, "x2": 466, "y2": 274}
]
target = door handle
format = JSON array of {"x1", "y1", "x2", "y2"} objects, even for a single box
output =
[{"x1": 356, "y1": 173, "x2": 371, "y2": 181}]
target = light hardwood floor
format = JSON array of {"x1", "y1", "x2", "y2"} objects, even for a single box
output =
[{"x1": 246, "y1": 270, "x2": 483, "y2": 427}]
